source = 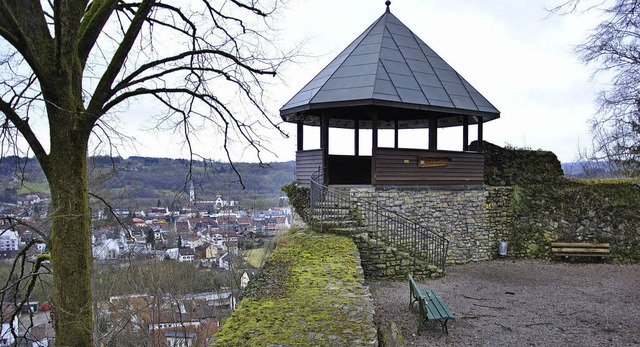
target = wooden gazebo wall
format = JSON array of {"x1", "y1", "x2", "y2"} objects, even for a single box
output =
[
  {"x1": 373, "y1": 148, "x2": 483, "y2": 185},
  {"x1": 295, "y1": 148, "x2": 483, "y2": 186}
]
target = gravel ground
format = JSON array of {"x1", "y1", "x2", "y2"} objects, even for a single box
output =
[{"x1": 368, "y1": 259, "x2": 640, "y2": 347}]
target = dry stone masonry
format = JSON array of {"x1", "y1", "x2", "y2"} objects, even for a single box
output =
[{"x1": 349, "y1": 186, "x2": 509, "y2": 265}]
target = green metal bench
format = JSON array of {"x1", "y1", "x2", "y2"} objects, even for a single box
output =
[{"x1": 408, "y1": 274, "x2": 455, "y2": 334}]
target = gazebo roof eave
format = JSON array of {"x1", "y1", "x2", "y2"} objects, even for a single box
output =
[{"x1": 280, "y1": 99, "x2": 500, "y2": 129}]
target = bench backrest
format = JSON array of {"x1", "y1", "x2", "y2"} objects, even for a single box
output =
[
  {"x1": 408, "y1": 274, "x2": 426, "y2": 298},
  {"x1": 408, "y1": 274, "x2": 419, "y2": 292},
  {"x1": 551, "y1": 242, "x2": 610, "y2": 256}
]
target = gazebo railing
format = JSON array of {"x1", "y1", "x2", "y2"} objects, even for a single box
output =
[{"x1": 309, "y1": 168, "x2": 449, "y2": 271}]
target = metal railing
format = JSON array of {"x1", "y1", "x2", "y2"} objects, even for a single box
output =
[{"x1": 309, "y1": 168, "x2": 449, "y2": 271}]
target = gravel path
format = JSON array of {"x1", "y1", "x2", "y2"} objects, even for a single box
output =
[{"x1": 368, "y1": 259, "x2": 640, "y2": 347}]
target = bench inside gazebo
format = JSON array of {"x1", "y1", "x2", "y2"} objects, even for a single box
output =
[{"x1": 281, "y1": 1, "x2": 500, "y2": 187}]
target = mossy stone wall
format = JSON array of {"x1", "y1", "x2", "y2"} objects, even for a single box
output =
[
  {"x1": 472, "y1": 141, "x2": 564, "y2": 186},
  {"x1": 282, "y1": 172, "x2": 640, "y2": 270},
  {"x1": 485, "y1": 186, "x2": 515, "y2": 254},
  {"x1": 212, "y1": 230, "x2": 377, "y2": 346},
  {"x1": 507, "y1": 180, "x2": 640, "y2": 262},
  {"x1": 331, "y1": 182, "x2": 639, "y2": 264}
]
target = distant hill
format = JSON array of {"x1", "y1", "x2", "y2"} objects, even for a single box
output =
[
  {"x1": 0, "y1": 156, "x2": 295, "y2": 208},
  {"x1": 561, "y1": 161, "x2": 618, "y2": 179}
]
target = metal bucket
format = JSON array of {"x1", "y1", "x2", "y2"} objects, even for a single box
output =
[{"x1": 498, "y1": 241, "x2": 508, "y2": 256}]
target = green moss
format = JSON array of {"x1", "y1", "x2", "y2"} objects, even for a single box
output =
[
  {"x1": 565, "y1": 177, "x2": 639, "y2": 185},
  {"x1": 213, "y1": 230, "x2": 369, "y2": 346},
  {"x1": 281, "y1": 183, "x2": 311, "y2": 223},
  {"x1": 349, "y1": 206, "x2": 365, "y2": 227},
  {"x1": 377, "y1": 321, "x2": 406, "y2": 347},
  {"x1": 476, "y1": 141, "x2": 564, "y2": 186}
]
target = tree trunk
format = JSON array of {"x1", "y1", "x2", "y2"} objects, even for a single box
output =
[{"x1": 46, "y1": 111, "x2": 94, "y2": 346}]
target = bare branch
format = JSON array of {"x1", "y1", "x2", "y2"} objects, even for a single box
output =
[
  {"x1": 0, "y1": 97, "x2": 49, "y2": 168},
  {"x1": 88, "y1": 0, "x2": 156, "y2": 120},
  {"x1": 0, "y1": 0, "x2": 53, "y2": 78},
  {"x1": 78, "y1": 0, "x2": 120, "y2": 67}
]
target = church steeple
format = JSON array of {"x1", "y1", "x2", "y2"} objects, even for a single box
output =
[{"x1": 189, "y1": 181, "x2": 195, "y2": 204}]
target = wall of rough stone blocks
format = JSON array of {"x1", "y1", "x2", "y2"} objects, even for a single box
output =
[
  {"x1": 351, "y1": 232, "x2": 443, "y2": 279},
  {"x1": 346, "y1": 182, "x2": 639, "y2": 266},
  {"x1": 348, "y1": 186, "x2": 514, "y2": 265},
  {"x1": 507, "y1": 182, "x2": 640, "y2": 262}
]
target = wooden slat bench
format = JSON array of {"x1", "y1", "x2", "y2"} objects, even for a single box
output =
[
  {"x1": 408, "y1": 274, "x2": 455, "y2": 334},
  {"x1": 551, "y1": 242, "x2": 611, "y2": 259}
]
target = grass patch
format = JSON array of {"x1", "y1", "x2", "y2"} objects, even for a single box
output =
[
  {"x1": 244, "y1": 247, "x2": 268, "y2": 268},
  {"x1": 17, "y1": 181, "x2": 50, "y2": 194},
  {"x1": 565, "y1": 177, "x2": 640, "y2": 184}
]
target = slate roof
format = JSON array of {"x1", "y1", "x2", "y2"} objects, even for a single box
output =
[{"x1": 280, "y1": 5, "x2": 500, "y2": 129}]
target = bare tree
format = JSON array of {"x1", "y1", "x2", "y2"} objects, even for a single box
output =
[
  {"x1": 0, "y1": 0, "x2": 295, "y2": 344},
  {"x1": 551, "y1": 0, "x2": 640, "y2": 177}
]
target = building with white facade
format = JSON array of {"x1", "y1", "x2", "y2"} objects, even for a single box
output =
[{"x1": 0, "y1": 229, "x2": 20, "y2": 251}]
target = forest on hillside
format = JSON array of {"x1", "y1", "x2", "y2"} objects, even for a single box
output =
[{"x1": 0, "y1": 156, "x2": 295, "y2": 209}]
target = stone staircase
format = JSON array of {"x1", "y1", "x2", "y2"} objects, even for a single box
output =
[
  {"x1": 311, "y1": 200, "x2": 362, "y2": 236},
  {"x1": 309, "y1": 193, "x2": 444, "y2": 279}
]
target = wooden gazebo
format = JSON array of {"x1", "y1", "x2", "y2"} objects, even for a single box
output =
[{"x1": 281, "y1": 2, "x2": 500, "y2": 186}]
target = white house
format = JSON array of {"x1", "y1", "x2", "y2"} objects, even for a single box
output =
[
  {"x1": 35, "y1": 242, "x2": 47, "y2": 253},
  {"x1": 164, "y1": 330, "x2": 197, "y2": 347},
  {"x1": 92, "y1": 238, "x2": 120, "y2": 260},
  {"x1": 209, "y1": 233, "x2": 225, "y2": 249},
  {"x1": 181, "y1": 291, "x2": 236, "y2": 311},
  {"x1": 219, "y1": 252, "x2": 239, "y2": 270},
  {"x1": 178, "y1": 248, "x2": 195, "y2": 263},
  {"x1": 17, "y1": 194, "x2": 42, "y2": 205},
  {"x1": 0, "y1": 229, "x2": 20, "y2": 251}
]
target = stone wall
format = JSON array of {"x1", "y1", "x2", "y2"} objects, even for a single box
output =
[
  {"x1": 485, "y1": 186, "x2": 515, "y2": 256},
  {"x1": 346, "y1": 182, "x2": 639, "y2": 265},
  {"x1": 349, "y1": 186, "x2": 504, "y2": 265},
  {"x1": 282, "y1": 177, "x2": 640, "y2": 280},
  {"x1": 508, "y1": 181, "x2": 640, "y2": 262},
  {"x1": 351, "y1": 232, "x2": 443, "y2": 279}
]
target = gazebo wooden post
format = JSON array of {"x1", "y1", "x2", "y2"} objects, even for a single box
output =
[
  {"x1": 372, "y1": 118, "x2": 379, "y2": 184},
  {"x1": 297, "y1": 121, "x2": 304, "y2": 151},
  {"x1": 394, "y1": 120, "x2": 399, "y2": 149},
  {"x1": 477, "y1": 117, "x2": 484, "y2": 152},
  {"x1": 354, "y1": 120, "x2": 360, "y2": 157},
  {"x1": 321, "y1": 116, "x2": 330, "y2": 182},
  {"x1": 429, "y1": 117, "x2": 438, "y2": 150},
  {"x1": 462, "y1": 117, "x2": 469, "y2": 151}
]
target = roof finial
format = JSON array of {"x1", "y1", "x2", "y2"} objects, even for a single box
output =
[{"x1": 385, "y1": 1, "x2": 391, "y2": 13}]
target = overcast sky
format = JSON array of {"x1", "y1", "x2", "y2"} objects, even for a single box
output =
[{"x1": 123, "y1": 0, "x2": 607, "y2": 163}]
